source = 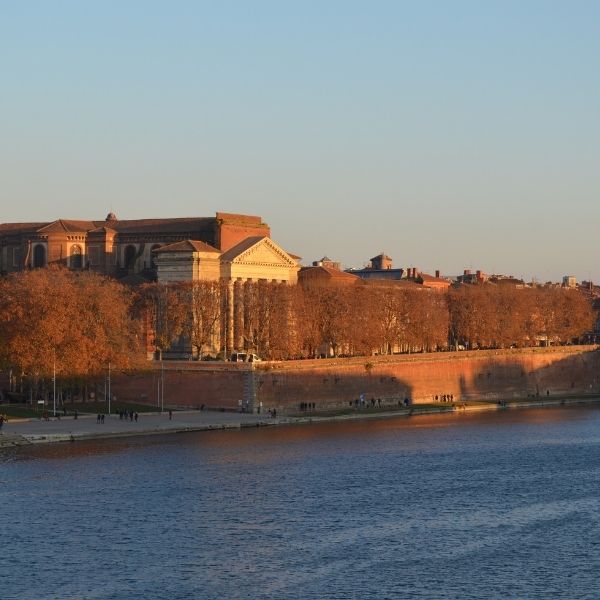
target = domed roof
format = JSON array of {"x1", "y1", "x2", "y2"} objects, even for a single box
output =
[{"x1": 105, "y1": 212, "x2": 118, "y2": 222}]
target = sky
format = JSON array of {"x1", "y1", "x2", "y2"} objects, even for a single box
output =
[{"x1": 1, "y1": 1, "x2": 599, "y2": 282}]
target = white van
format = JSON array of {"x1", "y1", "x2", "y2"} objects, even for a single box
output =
[{"x1": 229, "y1": 352, "x2": 262, "y2": 363}]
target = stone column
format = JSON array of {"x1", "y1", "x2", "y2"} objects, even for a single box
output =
[
  {"x1": 244, "y1": 279, "x2": 254, "y2": 351},
  {"x1": 234, "y1": 279, "x2": 244, "y2": 351},
  {"x1": 227, "y1": 279, "x2": 235, "y2": 355}
]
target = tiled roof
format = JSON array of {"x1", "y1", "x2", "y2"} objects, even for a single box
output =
[
  {"x1": 418, "y1": 272, "x2": 450, "y2": 283},
  {"x1": 0, "y1": 222, "x2": 50, "y2": 233},
  {"x1": 299, "y1": 266, "x2": 360, "y2": 281},
  {"x1": 220, "y1": 236, "x2": 266, "y2": 262},
  {"x1": 107, "y1": 217, "x2": 214, "y2": 234},
  {"x1": 37, "y1": 219, "x2": 96, "y2": 233},
  {"x1": 153, "y1": 239, "x2": 219, "y2": 253}
]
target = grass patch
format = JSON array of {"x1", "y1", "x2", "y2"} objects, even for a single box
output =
[
  {"x1": 0, "y1": 400, "x2": 178, "y2": 419},
  {"x1": 0, "y1": 405, "x2": 43, "y2": 419},
  {"x1": 62, "y1": 401, "x2": 162, "y2": 414}
]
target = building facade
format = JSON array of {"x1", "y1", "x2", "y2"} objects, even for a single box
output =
[{"x1": 0, "y1": 212, "x2": 273, "y2": 280}]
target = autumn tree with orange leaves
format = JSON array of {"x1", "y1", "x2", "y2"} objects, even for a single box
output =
[{"x1": 0, "y1": 267, "x2": 142, "y2": 397}]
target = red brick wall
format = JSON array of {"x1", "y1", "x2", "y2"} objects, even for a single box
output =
[
  {"x1": 107, "y1": 347, "x2": 600, "y2": 414},
  {"x1": 217, "y1": 223, "x2": 271, "y2": 252},
  {"x1": 111, "y1": 363, "x2": 247, "y2": 410},
  {"x1": 254, "y1": 347, "x2": 600, "y2": 412}
]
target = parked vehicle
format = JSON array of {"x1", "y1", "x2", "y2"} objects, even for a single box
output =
[{"x1": 229, "y1": 352, "x2": 262, "y2": 363}]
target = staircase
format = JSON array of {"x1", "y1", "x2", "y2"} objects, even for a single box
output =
[
  {"x1": 0, "y1": 432, "x2": 32, "y2": 447},
  {"x1": 242, "y1": 370, "x2": 257, "y2": 413}
]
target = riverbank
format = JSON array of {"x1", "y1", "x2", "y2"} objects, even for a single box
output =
[{"x1": 2, "y1": 393, "x2": 600, "y2": 447}]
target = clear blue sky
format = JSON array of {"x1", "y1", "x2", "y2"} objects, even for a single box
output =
[{"x1": 1, "y1": 1, "x2": 599, "y2": 282}]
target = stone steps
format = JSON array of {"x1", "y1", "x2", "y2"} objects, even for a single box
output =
[{"x1": 0, "y1": 432, "x2": 32, "y2": 447}]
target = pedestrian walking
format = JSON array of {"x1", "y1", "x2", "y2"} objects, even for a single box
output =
[
  {"x1": 168, "y1": 409, "x2": 172, "y2": 420},
  {"x1": 100, "y1": 414, "x2": 105, "y2": 424},
  {"x1": 134, "y1": 412, "x2": 138, "y2": 422}
]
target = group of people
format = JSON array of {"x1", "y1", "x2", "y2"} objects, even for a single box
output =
[
  {"x1": 435, "y1": 394, "x2": 455, "y2": 403},
  {"x1": 95, "y1": 411, "x2": 139, "y2": 424},
  {"x1": 117, "y1": 410, "x2": 139, "y2": 422}
]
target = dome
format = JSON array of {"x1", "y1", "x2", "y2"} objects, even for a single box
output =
[{"x1": 105, "y1": 212, "x2": 118, "y2": 222}]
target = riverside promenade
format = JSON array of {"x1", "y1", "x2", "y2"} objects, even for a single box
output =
[
  {"x1": 2, "y1": 394, "x2": 600, "y2": 448},
  {"x1": 0, "y1": 410, "x2": 276, "y2": 447}
]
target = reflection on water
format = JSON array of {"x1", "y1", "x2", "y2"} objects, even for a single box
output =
[{"x1": 3, "y1": 405, "x2": 600, "y2": 599}]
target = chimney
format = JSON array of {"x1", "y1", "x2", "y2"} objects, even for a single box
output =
[{"x1": 435, "y1": 270, "x2": 440, "y2": 278}]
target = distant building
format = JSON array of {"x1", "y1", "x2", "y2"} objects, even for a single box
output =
[
  {"x1": 456, "y1": 269, "x2": 488, "y2": 284},
  {"x1": 299, "y1": 265, "x2": 359, "y2": 286},
  {"x1": 563, "y1": 275, "x2": 577, "y2": 288},
  {"x1": 347, "y1": 253, "x2": 404, "y2": 281},
  {"x1": 312, "y1": 256, "x2": 342, "y2": 271},
  {"x1": 414, "y1": 271, "x2": 451, "y2": 292},
  {"x1": 488, "y1": 275, "x2": 526, "y2": 287}
]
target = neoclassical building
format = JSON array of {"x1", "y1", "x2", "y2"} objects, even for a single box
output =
[
  {"x1": 0, "y1": 211, "x2": 301, "y2": 359},
  {"x1": 153, "y1": 236, "x2": 300, "y2": 358},
  {"x1": 0, "y1": 211, "x2": 299, "y2": 283}
]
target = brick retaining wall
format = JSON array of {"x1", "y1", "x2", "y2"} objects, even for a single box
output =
[{"x1": 106, "y1": 346, "x2": 600, "y2": 415}]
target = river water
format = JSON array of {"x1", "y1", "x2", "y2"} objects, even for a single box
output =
[{"x1": 2, "y1": 405, "x2": 600, "y2": 599}]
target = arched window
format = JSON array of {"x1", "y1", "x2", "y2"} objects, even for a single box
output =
[
  {"x1": 124, "y1": 245, "x2": 137, "y2": 270},
  {"x1": 70, "y1": 245, "x2": 83, "y2": 269},
  {"x1": 33, "y1": 244, "x2": 46, "y2": 268}
]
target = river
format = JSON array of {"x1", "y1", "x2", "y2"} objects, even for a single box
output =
[{"x1": 2, "y1": 405, "x2": 600, "y2": 599}]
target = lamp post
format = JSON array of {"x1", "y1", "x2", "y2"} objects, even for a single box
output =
[
  {"x1": 53, "y1": 358, "x2": 56, "y2": 417},
  {"x1": 161, "y1": 359, "x2": 164, "y2": 413},
  {"x1": 107, "y1": 361, "x2": 111, "y2": 415}
]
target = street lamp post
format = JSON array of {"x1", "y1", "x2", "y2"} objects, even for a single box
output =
[
  {"x1": 53, "y1": 359, "x2": 56, "y2": 417},
  {"x1": 108, "y1": 362, "x2": 111, "y2": 415},
  {"x1": 160, "y1": 359, "x2": 165, "y2": 413}
]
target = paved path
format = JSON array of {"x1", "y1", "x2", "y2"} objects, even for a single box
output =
[{"x1": 0, "y1": 410, "x2": 277, "y2": 445}]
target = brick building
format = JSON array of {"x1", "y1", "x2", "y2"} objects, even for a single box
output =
[{"x1": 0, "y1": 211, "x2": 274, "y2": 281}]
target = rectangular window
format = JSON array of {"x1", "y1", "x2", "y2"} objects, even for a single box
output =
[
  {"x1": 12, "y1": 247, "x2": 21, "y2": 267},
  {"x1": 88, "y1": 245, "x2": 100, "y2": 266}
]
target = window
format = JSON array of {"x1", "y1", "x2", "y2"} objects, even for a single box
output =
[
  {"x1": 70, "y1": 245, "x2": 83, "y2": 269},
  {"x1": 12, "y1": 247, "x2": 21, "y2": 267},
  {"x1": 88, "y1": 245, "x2": 100, "y2": 266},
  {"x1": 124, "y1": 245, "x2": 137, "y2": 269},
  {"x1": 33, "y1": 244, "x2": 46, "y2": 268}
]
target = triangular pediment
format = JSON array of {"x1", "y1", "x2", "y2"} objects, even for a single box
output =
[{"x1": 225, "y1": 237, "x2": 298, "y2": 267}]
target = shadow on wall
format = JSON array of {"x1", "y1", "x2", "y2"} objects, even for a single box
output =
[
  {"x1": 458, "y1": 348, "x2": 600, "y2": 401},
  {"x1": 254, "y1": 369, "x2": 414, "y2": 413},
  {"x1": 107, "y1": 347, "x2": 600, "y2": 414}
]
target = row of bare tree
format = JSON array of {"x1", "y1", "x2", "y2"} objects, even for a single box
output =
[
  {"x1": 0, "y1": 270, "x2": 594, "y2": 393},
  {"x1": 140, "y1": 279, "x2": 595, "y2": 359}
]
